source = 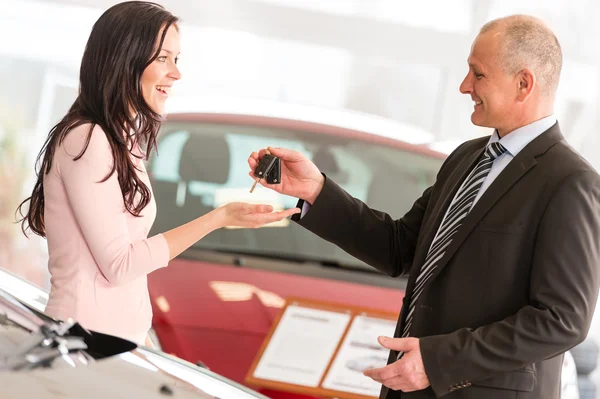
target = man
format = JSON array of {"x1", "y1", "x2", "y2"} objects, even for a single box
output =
[{"x1": 248, "y1": 15, "x2": 600, "y2": 398}]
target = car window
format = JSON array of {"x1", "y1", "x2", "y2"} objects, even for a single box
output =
[{"x1": 148, "y1": 121, "x2": 443, "y2": 271}]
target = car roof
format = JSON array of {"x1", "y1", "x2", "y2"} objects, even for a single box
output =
[{"x1": 164, "y1": 97, "x2": 450, "y2": 159}]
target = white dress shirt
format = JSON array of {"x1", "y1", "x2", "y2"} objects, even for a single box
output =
[{"x1": 468, "y1": 115, "x2": 557, "y2": 206}]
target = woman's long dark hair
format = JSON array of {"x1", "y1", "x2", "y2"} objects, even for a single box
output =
[{"x1": 17, "y1": 1, "x2": 179, "y2": 237}]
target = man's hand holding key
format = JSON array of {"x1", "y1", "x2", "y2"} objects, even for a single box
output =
[
  {"x1": 248, "y1": 147, "x2": 325, "y2": 204},
  {"x1": 250, "y1": 149, "x2": 280, "y2": 193}
]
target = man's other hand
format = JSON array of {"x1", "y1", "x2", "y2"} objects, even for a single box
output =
[{"x1": 363, "y1": 337, "x2": 431, "y2": 393}]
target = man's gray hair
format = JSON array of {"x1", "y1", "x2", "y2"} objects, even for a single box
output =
[{"x1": 480, "y1": 15, "x2": 562, "y2": 97}]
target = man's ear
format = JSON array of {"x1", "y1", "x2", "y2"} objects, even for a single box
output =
[{"x1": 517, "y1": 69, "x2": 535, "y2": 101}]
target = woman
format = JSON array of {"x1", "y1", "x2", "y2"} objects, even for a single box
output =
[{"x1": 17, "y1": 1, "x2": 299, "y2": 346}]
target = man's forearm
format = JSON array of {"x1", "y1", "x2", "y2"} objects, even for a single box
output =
[{"x1": 294, "y1": 176, "x2": 430, "y2": 277}]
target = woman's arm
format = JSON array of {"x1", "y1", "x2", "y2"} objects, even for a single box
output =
[
  {"x1": 58, "y1": 125, "x2": 297, "y2": 286},
  {"x1": 162, "y1": 202, "x2": 296, "y2": 260}
]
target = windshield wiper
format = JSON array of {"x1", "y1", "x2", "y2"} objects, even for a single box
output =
[{"x1": 189, "y1": 247, "x2": 374, "y2": 272}]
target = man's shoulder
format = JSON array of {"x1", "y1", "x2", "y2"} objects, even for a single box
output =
[
  {"x1": 441, "y1": 134, "x2": 489, "y2": 167},
  {"x1": 458, "y1": 135, "x2": 490, "y2": 154},
  {"x1": 544, "y1": 139, "x2": 599, "y2": 178}
]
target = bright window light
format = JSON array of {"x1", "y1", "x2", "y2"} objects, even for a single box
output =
[{"x1": 1, "y1": 1, "x2": 102, "y2": 68}]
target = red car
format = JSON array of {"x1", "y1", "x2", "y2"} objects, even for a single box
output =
[{"x1": 146, "y1": 98, "x2": 446, "y2": 398}]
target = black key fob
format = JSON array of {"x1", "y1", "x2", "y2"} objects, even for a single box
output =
[
  {"x1": 254, "y1": 154, "x2": 281, "y2": 184},
  {"x1": 265, "y1": 156, "x2": 281, "y2": 184}
]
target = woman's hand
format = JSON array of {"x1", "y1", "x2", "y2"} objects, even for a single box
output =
[
  {"x1": 163, "y1": 202, "x2": 299, "y2": 261},
  {"x1": 218, "y1": 202, "x2": 300, "y2": 229}
]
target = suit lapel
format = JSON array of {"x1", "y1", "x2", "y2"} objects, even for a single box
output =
[
  {"x1": 423, "y1": 123, "x2": 564, "y2": 286},
  {"x1": 428, "y1": 150, "x2": 536, "y2": 277}
]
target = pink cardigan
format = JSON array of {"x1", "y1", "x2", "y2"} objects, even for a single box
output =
[{"x1": 43, "y1": 124, "x2": 170, "y2": 345}]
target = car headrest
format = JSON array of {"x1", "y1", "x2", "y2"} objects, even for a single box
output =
[
  {"x1": 178, "y1": 134, "x2": 230, "y2": 184},
  {"x1": 367, "y1": 168, "x2": 417, "y2": 219},
  {"x1": 312, "y1": 147, "x2": 350, "y2": 184},
  {"x1": 313, "y1": 148, "x2": 340, "y2": 175}
]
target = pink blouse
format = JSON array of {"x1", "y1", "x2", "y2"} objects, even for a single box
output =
[{"x1": 43, "y1": 124, "x2": 170, "y2": 345}]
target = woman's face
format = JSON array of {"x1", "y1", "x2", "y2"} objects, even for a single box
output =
[{"x1": 141, "y1": 24, "x2": 181, "y2": 115}]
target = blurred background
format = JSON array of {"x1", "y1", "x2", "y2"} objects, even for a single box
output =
[
  {"x1": 2, "y1": 0, "x2": 600, "y2": 397},
  {"x1": 5, "y1": 0, "x2": 600, "y2": 285}
]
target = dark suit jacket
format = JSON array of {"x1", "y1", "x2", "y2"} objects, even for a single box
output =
[{"x1": 292, "y1": 123, "x2": 600, "y2": 398}]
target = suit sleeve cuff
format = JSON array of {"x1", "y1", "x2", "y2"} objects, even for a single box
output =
[
  {"x1": 301, "y1": 200, "x2": 312, "y2": 217},
  {"x1": 420, "y1": 334, "x2": 460, "y2": 397},
  {"x1": 290, "y1": 199, "x2": 312, "y2": 221},
  {"x1": 291, "y1": 174, "x2": 327, "y2": 222}
]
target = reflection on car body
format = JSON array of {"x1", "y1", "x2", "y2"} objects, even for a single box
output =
[
  {"x1": 0, "y1": 267, "x2": 269, "y2": 399},
  {"x1": 345, "y1": 356, "x2": 389, "y2": 373}
]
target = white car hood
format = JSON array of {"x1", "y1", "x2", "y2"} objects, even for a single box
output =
[{"x1": 0, "y1": 351, "x2": 215, "y2": 399}]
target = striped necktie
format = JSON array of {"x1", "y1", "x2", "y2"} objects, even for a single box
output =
[{"x1": 398, "y1": 142, "x2": 507, "y2": 356}]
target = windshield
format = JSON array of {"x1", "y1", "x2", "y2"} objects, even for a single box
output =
[{"x1": 149, "y1": 120, "x2": 443, "y2": 270}]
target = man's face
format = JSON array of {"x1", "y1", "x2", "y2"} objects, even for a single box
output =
[{"x1": 459, "y1": 31, "x2": 520, "y2": 134}]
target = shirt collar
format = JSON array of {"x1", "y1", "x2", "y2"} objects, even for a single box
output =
[{"x1": 488, "y1": 114, "x2": 557, "y2": 157}]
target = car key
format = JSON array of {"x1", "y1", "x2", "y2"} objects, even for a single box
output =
[{"x1": 250, "y1": 151, "x2": 281, "y2": 193}]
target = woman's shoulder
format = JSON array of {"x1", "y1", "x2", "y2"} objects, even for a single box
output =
[
  {"x1": 60, "y1": 123, "x2": 108, "y2": 154},
  {"x1": 56, "y1": 123, "x2": 114, "y2": 174}
]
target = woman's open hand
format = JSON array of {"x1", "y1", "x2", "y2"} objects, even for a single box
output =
[{"x1": 218, "y1": 202, "x2": 300, "y2": 229}]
